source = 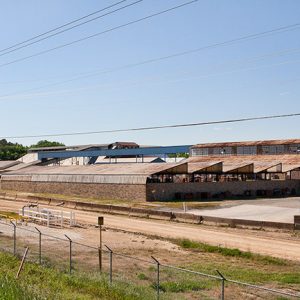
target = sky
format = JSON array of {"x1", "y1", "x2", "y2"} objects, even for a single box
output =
[{"x1": 0, "y1": 0, "x2": 299, "y2": 146}]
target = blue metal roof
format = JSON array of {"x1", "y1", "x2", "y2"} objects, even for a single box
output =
[{"x1": 38, "y1": 145, "x2": 192, "y2": 160}]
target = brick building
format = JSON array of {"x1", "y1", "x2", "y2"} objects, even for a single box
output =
[{"x1": 1, "y1": 139, "x2": 300, "y2": 201}]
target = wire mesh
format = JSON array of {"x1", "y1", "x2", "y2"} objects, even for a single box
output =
[
  {"x1": 41, "y1": 233, "x2": 70, "y2": 272},
  {"x1": 13, "y1": 226, "x2": 40, "y2": 263},
  {"x1": 225, "y1": 283, "x2": 268, "y2": 299},
  {"x1": 225, "y1": 280, "x2": 298, "y2": 300},
  {"x1": 72, "y1": 241, "x2": 100, "y2": 274},
  {"x1": 159, "y1": 264, "x2": 221, "y2": 300},
  {"x1": 0, "y1": 219, "x2": 14, "y2": 253},
  {"x1": 111, "y1": 251, "x2": 157, "y2": 299},
  {"x1": 0, "y1": 219, "x2": 299, "y2": 300}
]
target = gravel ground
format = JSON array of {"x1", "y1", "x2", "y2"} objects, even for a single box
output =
[{"x1": 186, "y1": 197, "x2": 300, "y2": 223}]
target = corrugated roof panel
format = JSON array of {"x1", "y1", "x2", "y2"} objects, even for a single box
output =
[
  {"x1": 4, "y1": 162, "x2": 187, "y2": 176},
  {"x1": 0, "y1": 160, "x2": 20, "y2": 170},
  {"x1": 224, "y1": 163, "x2": 254, "y2": 173},
  {"x1": 2, "y1": 174, "x2": 148, "y2": 184},
  {"x1": 191, "y1": 139, "x2": 300, "y2": 149},
  {"x1": 282, "y1": 164, "x2": 300, "y2": 172},
  {"x1": 188, "y1": 162, "x2": 223, "y2": 173}
]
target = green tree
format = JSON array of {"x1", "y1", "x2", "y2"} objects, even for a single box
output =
[
  {"x1": 168, "y1": 153, "x2": 189, "y2": 158},
  {"x1": 0, "y1": 139, "x2": 27, "y2": 160},
  {"x1": 30, "y1": 140, "x2": 65, "y2": 148}
]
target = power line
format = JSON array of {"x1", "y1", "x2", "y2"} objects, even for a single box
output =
[
  {"x1": 1, "y1": 43, "x2": 300, "y2": 100},
  {"x1": 2, "y1": 113, "x2": 300, "y2": 139},
  {"x1": 0, "y1": 0, "x2": 143, "y2": 58},
  {"x1": 2, "y1": 55, "x2": 300, "y2": 101},
  {"x1": 0, "y1": 1, "x2": 209, "y2": 69},
  {"x1": 0, "y1": 7, "x2": 298, "y2": 70},
  {"x1": 1, "y1": 37, "x2": 300, "y2": 99},
  {"x1": 0, "y1": 0, "x2": 128, "y2": 54}
]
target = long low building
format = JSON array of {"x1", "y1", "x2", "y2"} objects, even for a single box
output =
[
  {"x1": 0, "y1": 163, "x2": 188, "y2": 201},
  {"x1": 1, "y1": 139, "x2": 300, "y2": 201}
]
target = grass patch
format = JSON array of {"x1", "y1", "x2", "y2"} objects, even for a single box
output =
[
  {"x1": 137, "y1": 273, "x2": 149, "y2": 280},
  {"x1": 0, "y1": 251, "x2": 156, "y2": 300},
  {"x1": 176, "y1": 239, "x2": 287, "y2": 266},
  {"x1": 0, "y1": 210, "x2": 20, "y2": 220},
  {"x1": 159, "y1": 280, "x2": 209, "y2": 293}
]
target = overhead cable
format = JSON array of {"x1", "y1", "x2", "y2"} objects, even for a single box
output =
[
  {"x1": 0, "y1": 9, "x2": 299, "y2": 69},
  {"x1": 0, "y1": 0, "x2": 128, "y2": 54},
  {"x1": 0, "y1": 0, "x2": 143, "y2": 58},
  {"x1": 2, "y1": 113, "x2": 300, "y2": 139}
]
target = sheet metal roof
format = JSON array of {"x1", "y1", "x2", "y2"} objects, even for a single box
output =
[
  {"x1": 5, "y1": 162, "x2": 187, "y2": 176},
  {"x1": 191, "y1": 139, "x2": 300, "y2": 149},
  {"x1": 98, "y1": 156, "x2": 165, "y2": 163},
  {"x1": 283, "y1": 164, "x2": 300, "y2": 172},
  {"x1": 3, "y1": 160, "x2": 41, "y2": 172},
  {"x1": 188, "y1": 161, "x2": 223, "y2": 173},
  {"x1": 0, "y1": 160, "x2": 20, "y2": 170},
  {"x1": 2, "y1": 162, "x2": 187, "y2": 184},
  {"x1": 187, "y1": 154, "x2": 300, "y2": 173},
  {"x1": 223, "y1": 163, "x2": 254, "y2": 173}
]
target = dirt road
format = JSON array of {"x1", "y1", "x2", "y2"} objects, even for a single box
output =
[{"x1": 1, "y1": 199, "x2": 300, "y2": 261}]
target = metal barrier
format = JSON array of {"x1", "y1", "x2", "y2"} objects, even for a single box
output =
[
  {"x1": 0, "y1": 219, "x2": 299, "y2": 299},
  {"x1": 19, "y1": 206, "x2": 76, "y2": 227}
]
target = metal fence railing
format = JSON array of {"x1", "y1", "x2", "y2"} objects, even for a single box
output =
[{"x1": 0, "y1": 219, "x2": 299, "y2": 299}]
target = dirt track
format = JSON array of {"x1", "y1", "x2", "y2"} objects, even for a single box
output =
[{"x1": 1, "y1": 199, "x2": 300, "y2": 261}]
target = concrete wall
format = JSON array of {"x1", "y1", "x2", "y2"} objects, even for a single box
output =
[
  {"x1": 146, "y1": 180, "x2": 300, "y2": 201},
  {"x1": 0, "y1": 181, "x2": 146, "y2": 202}
]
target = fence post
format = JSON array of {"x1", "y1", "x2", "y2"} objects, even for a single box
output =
[
  {"x1": 47, "y1": 211, "x2": 50, "y2": 227},
  {"x1": 65, "y1": 235, "x2": 72, "y2": 274},
  {"x1": 10, "y1": 221, "x2": 16, "y2": 256},
  {"x1": 104, "y1": 245, "x2": 113, "y2": 284},
  {"x1": 216, "y1": 270, "x2": 226, "y2": 300},
  {"x1": 98, "y1": 247, "x2": 102, "y2": 273},
  {"x1": 151, "y1": 256, "x2": 160, "y2": 300},
  {"x1": 16, "y1": 247, "x2": 29, "y2": 279},
  {"x1": 35, "y1": 227, "x2": 42, "y2": 264}
]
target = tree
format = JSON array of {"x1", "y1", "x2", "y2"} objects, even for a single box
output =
[
  {"x1": 0, "y1": 139, "x2": 66, "y2": 160},
  {"x1": 168, "y1": 153, "x2": 189, "y2": 158},
  {"x1": 30, "y1": 140, "x2": 65, "y2": 148},
  {"x1": 0, "y1": 139, "x2": 27, "y2": 160}
]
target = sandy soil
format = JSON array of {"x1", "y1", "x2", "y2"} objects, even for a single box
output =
[{"x1": 0, "y1": 199, "x2": 300, "y2": 261}]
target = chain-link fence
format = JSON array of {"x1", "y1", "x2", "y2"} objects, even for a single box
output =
[{"x1": 0, "y1": 219, "x2": 299, "y2": 300}]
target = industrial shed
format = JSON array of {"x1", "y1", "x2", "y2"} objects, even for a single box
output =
[
  {"x1": 0, "y1": 163, "x2": 188, "y2": 201},
  {"x1": 1, "y1": 155, "x2": 300, "y2": 201},
  {"x1": 147, "y1": 154, "x2": 300, "y2": 201},
  {"x1": 1, "y1": 139, "x2": 300, "y2": 202},
  {"x1": 187, "y1": 154, "x2": 300, "y2": 177}
]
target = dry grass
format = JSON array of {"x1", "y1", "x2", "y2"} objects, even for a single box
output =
[{"x1": 0, "y1": 189, "x2": 221, "y2": 210}]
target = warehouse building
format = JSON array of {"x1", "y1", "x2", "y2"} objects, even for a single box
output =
[{"x1": 1, "y1": 139, "x2": 300, "y2": 201}]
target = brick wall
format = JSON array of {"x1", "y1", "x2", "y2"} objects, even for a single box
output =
[
  {"x1": 2, "y1": 179, "x2": 300, "y2": 202},
  {"x1": 0, "y1": 181, "x2": 146, "y2": 202},
  {"x1": 146, "y1": 180, "x2": 300, "y2": 201}
]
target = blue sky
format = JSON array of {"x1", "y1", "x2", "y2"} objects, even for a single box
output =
[{"x1": 0, "y1": 0, "x2": 299, "y2": 146}]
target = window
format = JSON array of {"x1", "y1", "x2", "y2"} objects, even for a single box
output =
[
  {"x1": 237, "y1": 146, "x2": 257, "y2": 155},
  {"x1": 212, "y1": 147, "x2": 232, "y2": 155},
  {"x1": 191, "y1": 148, "x2": 208, "y2": 156},
  {"x1": 262, "y1": 145, "x2": 284, "y2": 155},
  {"x1": 289, "y1": 144, "x2": 300, "y2": 154}
]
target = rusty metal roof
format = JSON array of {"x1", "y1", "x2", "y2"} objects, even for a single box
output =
[
  {"x1": 188, "y1": 161, "x2": 223, "y2": 173},
  {"x1": 187, "y1": 154, "x2": 300, "y2": 173},
  {"x1": 191, "y1": 139, "x2": 300, "y2": 149}
]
